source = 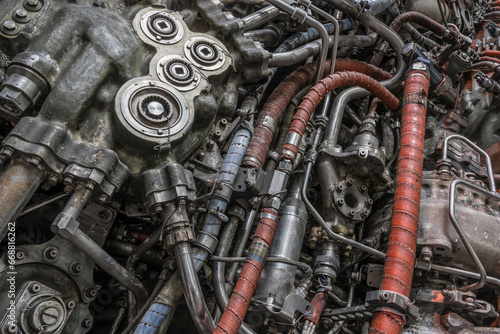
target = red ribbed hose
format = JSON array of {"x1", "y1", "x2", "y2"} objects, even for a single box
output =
[
  {"x1": 242, "y1": 59, "x2": 391, "y2": 168},
  {"x1": 483, "y1": 50, "x2": 500, "y2": 58},
  {"x1": 369, "y1": 65, "x2": 430, "y2": 334},
  {"x1": 215, "y1": 72, "x2": 399, "y2": 334},
  {"x1": 280, "y1": 71, "x2": 400, "y2": 162}
]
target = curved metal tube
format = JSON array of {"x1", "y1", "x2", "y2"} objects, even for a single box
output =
[
  {"x1": 175, "y1": 242, "x2": 216, "y2": 333},
  {"x1": 269, "y1": 35, "x2": 377, "y2": 67},
  {"x1": 240, "y1": 5, "x2": 281, "y2": 31},
  {"x1": 448, "y1": 179, "x2": 499, "y2": 291},
  {"x1": 265, "y1": 0, "x2": 329, "y2": 83},
  {"x1": 325, "y1": 0, "x2": 405, "y2": 91}
]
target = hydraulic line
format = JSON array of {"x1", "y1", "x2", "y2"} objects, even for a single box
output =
[
  {"x1": 269, "y1": 35, "x2": 378, "y2": 67},
  {"x1": 265, "y1": 0, "x2": 329, "y2": 84},
  {"x1": 369, "y1": 62, "x2": 431, "y2": 334},
  {"x1": 243, "y1": 60, "x2": 392, "y2": 168},
  {"x1": 390, "y1": 11, "x2": 458, "y2": 40},
  {"x1": 135, "y1": 99, "x2": 254, "y2": 333},
  {"x1": 216, "y1": 72, "x2": 399, "y2": 334}
]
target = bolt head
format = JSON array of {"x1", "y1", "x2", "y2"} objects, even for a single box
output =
[
  {"x1": 27, "y1": 0, "x2": 39, "y2": 6},
  {"x1": 30, "y1": 283, "x2": 41, "y2": 293},
  {"x1": 2, "y1": 21, "x2": 16, "y2": 31},
  {"x1": 41, "y1": 307, "x2": 60, "y2": 325},
  {"x1": 82, "y1": 318, "x2": 93, "y2": 328},
  {"x1": 15, "y1": 9, "x2": 28, "y2": 18}
]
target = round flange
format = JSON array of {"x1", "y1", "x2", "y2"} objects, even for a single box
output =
[
  {"x1": 140, "y1": 11, "x2": 183, "y2": 45},
  {"x1": 332, "y1": 178, "x2": 372, "y2": 221},
  {"x1": 116, "y1": 79, "x2": 191, "y2": 143},
  {"x1": 26, "y1": 297, "x2": 66, "y2": 333},
  {"x1": 156, "y1": 56, "x2": 200, "y2": 91},
  {"x1": 184, "y1": 36, "x2": 226, "y2": 71}
]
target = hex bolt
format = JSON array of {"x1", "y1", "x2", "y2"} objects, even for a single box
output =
[
  {"x1": 359, "y1": 185, "x2": 367, "y2": 192},
  {"x1": 66, "y1": 300, "x2": 76, "y2": 309},
  {"x1": 381, "y1": 291, "x2": 389, "y2": 301},
  {"x1": 366, "y1": 198, "x2": 374, "y2": 205},
  {"x1": 72, "y1": 263, "x2": 83, "y2": 273},
  {"x1": 346, "y1": 179, "x2": 354, "y2": 186},
  {"x1": 361, "y1": 209, "x2": 370, "y2": 218},
  {"x1": 41, "y1": 307, "x2": 60, "y2": 326},
  {"x1": 48, "y1": 249, "x2": 58, "y2": 259},
  {"x1": 86, "y1": 287, "x2": 98, "y2": 298},
  {"x1": 82, "y1": 318, "x2": 93, "y2": 328},
  {"x1": 16, "y1": 251, "x2": 25, "y2": 260},
  {"x1": 98, "y1": 194, "x2": 108, "y2": 204},
  {"x1": 337, "y1": 198, "x2": 345, "y2": 206},
  {"x1": 2, "y1": 21, "x2": 16, "y2": 31},
  {"x1": 30, "y1": 283, "x2": 41, "y2": 293},
  {"x1": 348, "y1": 210, "x2": 356, "y2": 218},
  {"x1": 15, "y1": 9, "x2": 28, "y2": 18},
  {"x1": 336, "y1": 184, "x2": 344, "y2": 192},
  {"x1": 27, "y1": 0, "x2": 39, "y2": 6}
]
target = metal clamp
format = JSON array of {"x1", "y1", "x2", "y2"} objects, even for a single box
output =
[{"x1": 365, "y1": 290, "x2": 419, "y2": 323}]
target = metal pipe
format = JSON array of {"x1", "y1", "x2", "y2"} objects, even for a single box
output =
[
  {"x1": 240, "y1": 5, "x2": 281, "y2": 32},
  {"x1": 226, "y1": 208, "x2": 258, "y2": 285},
  {"x1": 325, "y1": 0, "x2": 405, "y2": 91},
  {"x1": 244, "y1": 28, "x2": 280, "y2": 48},
  {"x1": 416, "y1": 261, "x2": 500, "y2": 288},
  {"x1": 19, "y1": 192, "x2": 68, "y2": 217},
  {"x1": 269, "y1": 35, "x2": 377, "y2": 67},
  {"x1": 51, "y1": 185, "x2": 148, "y2": 306},
  {"x1": 448, "y1": 179, "x2": 498, "y2": 291},
  {"x1": 265, "y1": 0, "x2": 329, "y2": 83},
  {"x1": 0, "y1": 158, "x2": 45, "y2": 241},
  {"x1": 175, "y1": 241, "x2": 216, "y2": 333}
]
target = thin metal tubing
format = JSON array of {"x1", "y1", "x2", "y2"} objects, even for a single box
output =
[
  {"x1": 265, "y1": 0, "x2": 329, "y2": 83},
  {"x1": 449, "y1": 179, "x2": 500, "y2": 291},
  {"x1": 19, "y1": 192, "x2": 68, "y2": 217},
  {"x1": 416, "y1": 261, "x2": 500, "y2": 288},
  {"x1": 442, "y1": 134, "x2": 496, "y2": 192},
  {"x1": 310, "y1": 4, "x2": 339, "y2": 120}
]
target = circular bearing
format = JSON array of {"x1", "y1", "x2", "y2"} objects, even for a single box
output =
[
  {"x1": 116, "y1": 80, "x2": 191, "y2": 142},
  {"x1": 140, "y1": 11, "x2": 183, "y2": 45},
  {"x1": 156, "y1": 56, "x2": 200, "y2": 91},
  {"x1": 184, "y1": 36, "x2": 226, "y2": 71}
]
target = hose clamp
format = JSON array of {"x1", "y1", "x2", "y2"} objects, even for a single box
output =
[
  {"x1": 193, "y1": 231, "x2": 218, "y2": 254},
  {"x1": 365, "y1": 290, "x2": 419, "y2": 323},
  {"x1": 284, "y1": 132, "x2": 302, "y2": 147},
  {"x1": 260, "y1": 212, "x2": 278, "y2": 221},
  {"x1": 262, "y1": 115, "x2": 277, "y2": 132}
]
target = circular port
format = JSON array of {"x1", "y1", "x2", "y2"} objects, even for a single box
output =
[
  {"x1": 115, "y1": 79, "x2": 191, "y2": 143},
  {"x1": 185, "y1": 36, "x2": 226, "y2": 71},
  {"x1": 156, "y1": 56, "x2": 200, "y2": 91},
  {"x1": 140, "y1": 11, "x2": 183, "y2": 45}
]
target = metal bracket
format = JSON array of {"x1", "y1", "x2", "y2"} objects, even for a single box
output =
[{"x1": 365, "y1": 290, "x2": 419, "y2": 323}]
